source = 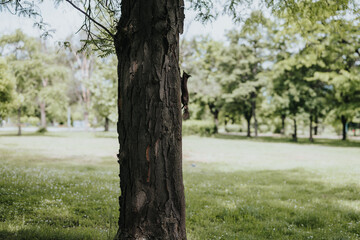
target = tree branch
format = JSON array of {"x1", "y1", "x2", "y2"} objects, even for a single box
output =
[{"x1": 65, "y1": 0, "x2": 114, "y2": 38}]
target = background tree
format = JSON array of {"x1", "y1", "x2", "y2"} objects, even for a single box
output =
[
  {"x1": 88, "y1": 56, "x2": 117, "y2": 131},
  {"x1": 0, "y1": 57, "x2": 16, "y2": 119},
  {"x1": 182, "y1": 37, "x2": 225, "y2": 133}
]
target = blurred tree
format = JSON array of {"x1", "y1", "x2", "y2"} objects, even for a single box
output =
[
  {"x1": 181, "y1": 37, "x2": 225, "y2": 133},
  {"x1": 0, "y1": 57, "x2": 16, "y2": 119},
  {"x1": 88, "y1": 56, "x2": 117, "y2": 131}
]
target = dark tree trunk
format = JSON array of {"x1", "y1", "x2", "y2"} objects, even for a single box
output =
[
  {"x1": 309, "y1": 115, "x2": 313, "y2": 142},
  {"x1": 341, "y1": 115, "x2": 347, "y2": 141},
  {"x1": 115, "y1": 0, "x2": 186, "y2": 239},
  {"x1": 281, "y1": 114, "x2": 286, "y2": 135},
  {"x1": 214, "y1": 112, "x2": 219, "y2": 134},
  {"x1": 17, "y1": 107, "x2": 21, "y2": 136},
  {"x1": 246, "y1": 116, "x2": 251, "y2": 137},
  {"x1": 40, "y1": 102, "x2": 46, "y2": 128},
  {"x1": 104, "y1": 117, "x2": 109, "y2": 132},
  {"x1": 251, "y1": 94, "x2": 258, "y2": 137},
  {"x1": 314, "y1": 115, "x2": 318, "y2": 135},
  {"x1": 292, "y1": 118, "x2": 297, "y2": 142},
  {"x1": 208, "y1": 103, "x2": 219, "y2": 134}
]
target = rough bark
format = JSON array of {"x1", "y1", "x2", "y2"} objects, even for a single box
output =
[
  {"x1": 40, "y1": 102, "x2": 46, "y2": 128},
  {"x1": 114, "y1": 0, "x2": 186, "y2": 239},
  {"x1": 341, "y1": 115, "x2": 347, "y2": 141},
  {"x1": 292, "y1": 118, "x2": 297, "y2": 142},
  {"x1": 309, "y1": 115, "x2": 313, "y2": 142},
  {"x1": 17, "y1": 107, "x2": 21, "y2": 136},
  {"x1": 314, "y1": 115, "x2": 318, "y2": 135},
  {"x1": 104, "y1": 117, "x2": 109, "y2": 132},
  {"x1": 281, "y1": 114, "x2": 286, "y2": 135}
]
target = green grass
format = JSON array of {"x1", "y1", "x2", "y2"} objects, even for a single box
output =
[{"x1": 1, "y1": 132, "x2": 360, "y2": 239}]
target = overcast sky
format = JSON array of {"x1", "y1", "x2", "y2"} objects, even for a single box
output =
[{"x1": 0, "y1": 2, "x2": 238, "y2": 46}]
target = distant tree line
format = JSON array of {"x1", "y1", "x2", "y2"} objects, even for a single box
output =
[
  {"x1": 0, "y1": 30, "x2": 117, "y2": 135},
  {"x1": 181, "y1": 11, "x2": 360, "y2": 141}
]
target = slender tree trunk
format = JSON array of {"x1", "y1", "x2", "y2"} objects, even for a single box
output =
[
  {"x1": 246, "y1": 117, "x2": 251, "y2": 137},
  {"x1": 104, "y1": 117, "x2": 109, "y2": 132},
  {"x1": 115, "y1": 1, "x2": 186, "y2": 239},
  {"x1": 17, "y1": 107, "x2": 21, "y2": 136},
  {"x1": 309, "y1": 115, "x2": 313, "y2": 142},
  {"x1": 314, "y1": 115, "x2": 318, "y2": 135},
  {"x1": 40, "y1": 102, "x2": 46, "y2": 128},
  {"x1": 251, "y1": 95, "x2": 258, "y2": 137},
  {"x1": 281, "y1": 114, "x2": 286, "y2": 135},
  {"x1": 67, "y1": 107, "x2": 71, "y2": 128},
  {"x1": 292, "y1": 118, "x2": 297, "y2": 142},
  {"x1": 84, "y1": 111, "x2": 89, "y2": 130},
  {"x1": 341, "y1": 115, "x2": 347, "y2": 141},
  {"x1": 214, "y1": 112, "x2": 219, "y2": 134}
]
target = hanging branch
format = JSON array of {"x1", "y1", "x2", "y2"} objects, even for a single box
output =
[{"x1": 65, "y1": 0, "x2": 114, "y2": 38}]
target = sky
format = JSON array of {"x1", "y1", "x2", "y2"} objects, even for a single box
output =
[{"x1": 0, "y1": 2, "x2": 238, "y2": 46}]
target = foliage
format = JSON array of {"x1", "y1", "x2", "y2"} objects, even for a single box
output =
[
  {"x1": 0, "y1": 57, "x2": 16, "y2": 118},
  {"x1": 182, "y1": 120, "x2": 216, "y2": 136}
]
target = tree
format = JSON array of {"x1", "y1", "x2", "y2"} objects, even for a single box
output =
[
  {"x1": 88, "y1": 56, "x2": 117, "y2": 131},
  {"x1": 181, "y1": 37, "x2": 225, "y2": 133},
  {"x1": 0, "y1": 57, "x2": 16, "y2": 118},
  {"x1": 0, "y1": 30, "x2": 42, "y2": 135},
  {"x1": 3, "y1": 0, "x2": 359, "y2": 238},
  {"x1": 220, "y1": 15, "x2": 269, "y2": 138}
]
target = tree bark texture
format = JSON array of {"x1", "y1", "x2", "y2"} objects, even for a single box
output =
[
  {"x1": 115, "y1": 0, "x2": 186, "y2": 239},
  {"x1": 40, "y1": 102, "x2": 46, "y2": 128},
  {"x1": 314, "y1": 115, "x2": 318, "y2": 135},
  {"x1": 292, "y1": 118, "x2": 297, "y2": 142},
  {"x1": 104, "y1": 117, "x2": 109, "y2": 132},
  {"x1": 17, "y1": 107, "x2": 21, "y2": 136},
  {"x1": 341, "y1": 115, "x2": 347, "y2": 141}
]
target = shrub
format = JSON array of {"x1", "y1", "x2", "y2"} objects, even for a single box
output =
[
  {"x1": 37, "y1": 127, "x2": 47, "y2": 133},
  {"x1": 182, "y1": 120, "x2": 216, "y2": 136}
]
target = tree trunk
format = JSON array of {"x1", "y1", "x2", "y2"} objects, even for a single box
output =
[
  {"x1": 67, "y1": 107, "x2": 71, "y2": 128},
  {"x1": 292, "y1": 118, "x2": 297, "y2": 142},
  {"x1": 246, "y1": 117, "x2": 251, "y2": 137},
  {"x1": 309, "y1": 115, "x2": 313, "y2": 142},
  {"x1": 341, "y1": 115, "x2": 347, "y2": 141},
  {"x1": 251, "y1": 95, "x2": 258, "y2": 137},
  {"x1": 17, "y1": 107, "x2": 21, "y2": 136},
  {"x1": 84, "y1": 111, "x2": 89, "y2": 130},
  {"x1": 281, "y1": 114, "x2": 285, "y2": 135},
  {"x1": 40, "y1": 102, "x2": 46, "y2": 128},
  {"x1": 114, "y1": 1, "x2": 186, "y2": 239},
  {"x1": 314, "y1": 115, "x2": 318, "y2": 135},
  {"x1": 214, "y1": 112, "x2": 219, "y2": 134},
  {"x1": 104, "y1": 117, "x2": 109, "y2": 132}
]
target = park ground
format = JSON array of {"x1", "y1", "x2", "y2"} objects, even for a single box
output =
[{"x1": 0, "y1": 131, "x2": 360, "y2": 239}]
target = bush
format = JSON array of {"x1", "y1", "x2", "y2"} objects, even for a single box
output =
[
  {"x1": 183, "y1": 120, "x2": 216, "y2": 136},
  {"x1": 37, "y1": 127, "x2": 47, "y2": 133}
]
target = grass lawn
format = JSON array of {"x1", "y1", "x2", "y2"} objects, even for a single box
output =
[{"x1": 1, "y1": 132, "x2": 360, "y2": 239}]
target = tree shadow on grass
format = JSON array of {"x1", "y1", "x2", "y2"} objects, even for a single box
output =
[{"x1": 214, "y1": 133, "x2": 360, "y2": 148}]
